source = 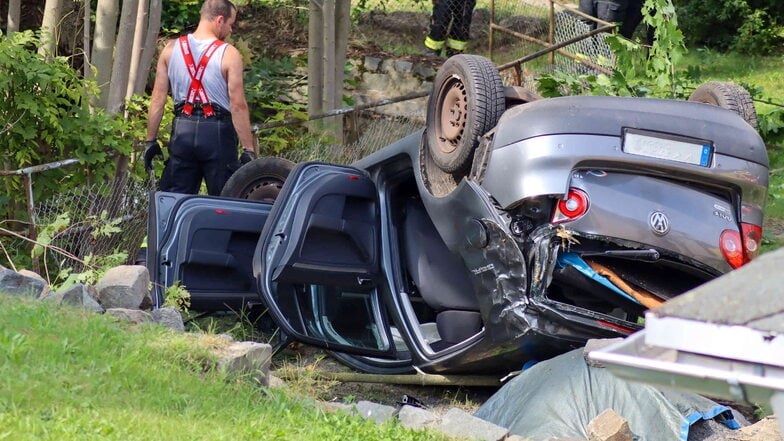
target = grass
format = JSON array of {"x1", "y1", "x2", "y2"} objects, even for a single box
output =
[
  {"x1": 675, "y1": 48, "x2": 784, "y2": 251},
  {"x1": 679, "y1": 49, "x2": 784, "y2": 113},
  {"x1": 0, "y1": 295, "x2": 446, "y2": 441}
]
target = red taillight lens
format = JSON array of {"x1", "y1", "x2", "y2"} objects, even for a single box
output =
[
  {"x1": 552, "y1": 188, "x2": 589, "y2": 224},
  {"x1": 741, "y1": 223, "x2": 762, "y2": 261},
  {"x1": 720, "y1": 223, "x2": 762, "y2": 269},
  {"x1": 720, "y1": 230, "x2": 743, "y2": 269}
]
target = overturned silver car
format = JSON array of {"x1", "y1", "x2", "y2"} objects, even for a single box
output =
[{"x1": 149, "y1": 55, "x2": 768, "y2": 374}]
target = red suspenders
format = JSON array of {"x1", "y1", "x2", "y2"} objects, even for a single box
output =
[{"x1": 178, "y1": 36, "x2": 225, "y2": 117}]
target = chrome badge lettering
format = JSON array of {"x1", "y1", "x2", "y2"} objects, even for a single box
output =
[{"x1": 471, "y1": 264, "x2": 495, "y2": 275}]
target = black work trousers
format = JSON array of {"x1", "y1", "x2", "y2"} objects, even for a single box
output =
[
  {"x1": 579, "y1": 0, "x2": 648, "y2": 39},
  {"x1": 427, "y1": 0, "x2": 477, "y2": 45},
  {"x1": 159, "y1": 106, "x2": 239, "y2": 196}
]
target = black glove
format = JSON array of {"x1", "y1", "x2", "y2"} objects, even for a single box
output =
[
  {"x1": 240, "y1": 149, "x2": 257, "y2": 165},
  {"x1": 143, "y1": 139, "x2": 163, "y2": 172}
]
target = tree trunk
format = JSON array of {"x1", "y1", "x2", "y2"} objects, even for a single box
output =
[
  {"x1": 332, "y1": 0, "x2": 350, "y2": 141},
  {"x1": 83, "y1": 0, "x2": 91, "y2": 78},
  {"x1": 107, "y1": 0, "x2": 139, "y2": 181},
  {"x1": 92, "y1": 0, "x2": 120, "y2": 107},
  {"x1": 323, "y1": 0, "x2": 336, "y2": 114},
  {"x1": 126, "y1": 0, "x2": 149, "y2": 100},
  {"x1": 134, "y1": 0, "x2": 162, "y2": 94},
  {"x1": 307, "y1": 0, "x2": 350, "y2": 142},
  {"x1": 307, "y1": 0, "x2": 324, "y2": 119},
  {"x1": 6, "y1": 0, "x2": 21, "y2": 34},
  {"x1": 38, "y1": 0, "x2": 64, "y2": 57}
]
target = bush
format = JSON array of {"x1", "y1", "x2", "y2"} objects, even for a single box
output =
[
  {"x1": 0, "y1": 31, "x2": 132, "y2": 222},
  {"x1": 674, "y1": 0, "x2": 783, "y2": 54}
]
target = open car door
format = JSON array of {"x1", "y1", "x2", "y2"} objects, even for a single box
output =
[
  {"x1": 254, "y1": 162, "x2": 396, "y2": 357},
  {"x1": 148, "y1": 192, "x2": 272, "y2": 311}
]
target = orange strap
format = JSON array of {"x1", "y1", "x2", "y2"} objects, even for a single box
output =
[{"x1": 585, "y1": 260, "x2": 665, "y2": 309}]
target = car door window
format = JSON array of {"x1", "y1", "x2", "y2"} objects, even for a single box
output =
[{"x1": 272, "y1": 282, "x2": 386, "y2": 350}]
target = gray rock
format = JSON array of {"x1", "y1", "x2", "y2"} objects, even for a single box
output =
[
  {"x1": 413, "y1": 64, "x2": 436, "y2": 80},
  {"x1": 55, "y1": 283, "x2": 104, "y2": 313},
  {"x1": 217, "y1": 341, "x2": 272, "y2": 387},
  {"x1": 364, "y1": 56, "x2": 382, "y2": 72},
  {"x1": 268, "y1": 374, "x2": 286, "y2": 389},
  {"x1": 151, "y1": 307, "x2": 185, "y2": 332},
  {"x1": 380, "y1": 59, "x2": 395, "y2": 73},
  {"x1": 436, "y1": 408, "x2": 508, "y2": 441},
  {"x1": 315, "y1": 401, "x2": 354, "y2": 414},
  {"x1": 17, "y1": 269, "x2": 50, "y2": 298},
  {"x1": 0, "y1": 267, "x2": 47, "y2": 298},
  {"x1": 394, "y1": 60, "x2": 413, "y2": 73},
  {"x1": 95, "y1": 265, "x2": 150, "y2": 309},
  {"x1": 583, "y1": 338, "x2": 623, "y2": 368},
  {"x1": 398, "y1": 405, "x2": 438, "y2": 430},
  {"x1": 361, "y1": 72, "x2": 391, "y2": 92},
  {"x1": 587, "y1": 409, "x2": 633, "y2": 441},
  {"x1": 106, "y1": 308, "x2": 153, "y2": 324},
  {"x1": 355, "y1": 400, "x2": 398, "y2": 423}
]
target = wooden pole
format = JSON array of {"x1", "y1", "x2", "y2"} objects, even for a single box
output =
[
  {"x1": 307, "y1": 0, "x2": 325, "y2": 120},
  {"x1": 276, "y1": 369, "x2": 503, "y2": 387}
]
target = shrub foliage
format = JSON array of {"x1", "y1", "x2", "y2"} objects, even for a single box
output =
[
  {"x1": 674, "y1": 0, "x2": 783, "y2": 54},
  {"x1": 0, "y1": 31, "x2": 132, "y2": 222}
]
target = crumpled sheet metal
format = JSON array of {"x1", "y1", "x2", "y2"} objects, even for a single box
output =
[{"x1": 460, "y1": 219, "x2": 541, "y2": 343}]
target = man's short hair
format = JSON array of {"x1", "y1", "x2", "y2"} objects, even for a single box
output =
[{"x1": 201, "y1": 0, "x2": 236, "y2": 20}]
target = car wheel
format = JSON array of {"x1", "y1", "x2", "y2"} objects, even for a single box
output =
[
  {"x1": 688, "y1": 82, "x2": 758, "y2": 130},
  {"x1": 426, "y1": 54, "x2": 505, "y2": 174},
  {"x1": 220, "y1": 156, "x2": 296, "y2": 202}
]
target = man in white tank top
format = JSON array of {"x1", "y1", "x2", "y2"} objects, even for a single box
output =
[{"x1": 144, "y1": 0, "x2": 256, "y2": 195}]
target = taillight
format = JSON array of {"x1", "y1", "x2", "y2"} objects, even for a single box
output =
[
  {"x1": 720, "y1": 230, "x2": 743, "y2": 269},
  {"x1": 741, "y1": 223, "x2": 762, "y2": 261},
  {"x1": 552, "y1": 188, "x2": 590, "y2": 224},
  {"x1": 720, "y1": 223, "x2": 762, "y2": 269}
]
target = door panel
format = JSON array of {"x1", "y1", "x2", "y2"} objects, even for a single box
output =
[
  {"x1": 256, "y1": 162, "x2": 395, "y2": 357},
  {"x1": 149, "y1": 192, "x2": 272, "y2": 310}
]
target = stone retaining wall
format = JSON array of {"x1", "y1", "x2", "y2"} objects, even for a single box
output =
[{"x1": 347, "y1": 55, "x2": 438, "y2": 120}]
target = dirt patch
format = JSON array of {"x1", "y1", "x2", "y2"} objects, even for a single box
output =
[{"x1": 271, "y1": 344, "x2": 499, "y2": 416}]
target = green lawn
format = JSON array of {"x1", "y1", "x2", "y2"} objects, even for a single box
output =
[
  {"x1": 679, "y1": 49, "x2": 784, "y2": 110},
  {"x1": 0, "y1": 295, "x2": 445, "y2": 441}
]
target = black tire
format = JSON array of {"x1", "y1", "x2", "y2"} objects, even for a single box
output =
[
  {"x1": 220, "y1": 156, "x2": 295, "y2": 202},
  {"x1": 688, "y1": 82, "x2": 758, "y2": 130},
  {"x1": 426, "y1": 54, "x2": 505, "y2": 174}
]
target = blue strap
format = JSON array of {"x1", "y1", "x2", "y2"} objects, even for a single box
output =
[
  {"x1": 556, "y1": 253, "x2": 642, "y2": 305},
  {"x1": 680, "y1": 406, "x2": 741, "y2": 440}
]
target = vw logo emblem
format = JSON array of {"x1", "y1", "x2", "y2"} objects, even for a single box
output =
[{"x1": 649, "y1": 211, "x2": 670, "y2": 236}]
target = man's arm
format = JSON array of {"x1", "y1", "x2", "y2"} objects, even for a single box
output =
[
  {"x1": 146, "y1": 41, "x2": 174, "y2": 141},
  {"x1": 223, "y1": 45, "x2": 256, "y2": 153}
]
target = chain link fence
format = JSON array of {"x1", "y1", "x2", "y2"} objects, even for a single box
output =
[
  {"x1": 489, "y1": 0, "x2": 614, "y2": 89},
  {"x1": 284, "y1": 112, "x2": 425, "y2": 165},
  {"x1": 0, "y1": 176, "x2": 152, "y2": 280}
]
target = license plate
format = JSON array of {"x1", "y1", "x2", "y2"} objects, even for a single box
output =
[{"x1": 623, "y1": 130, "x2": 712, "y2": 167}]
